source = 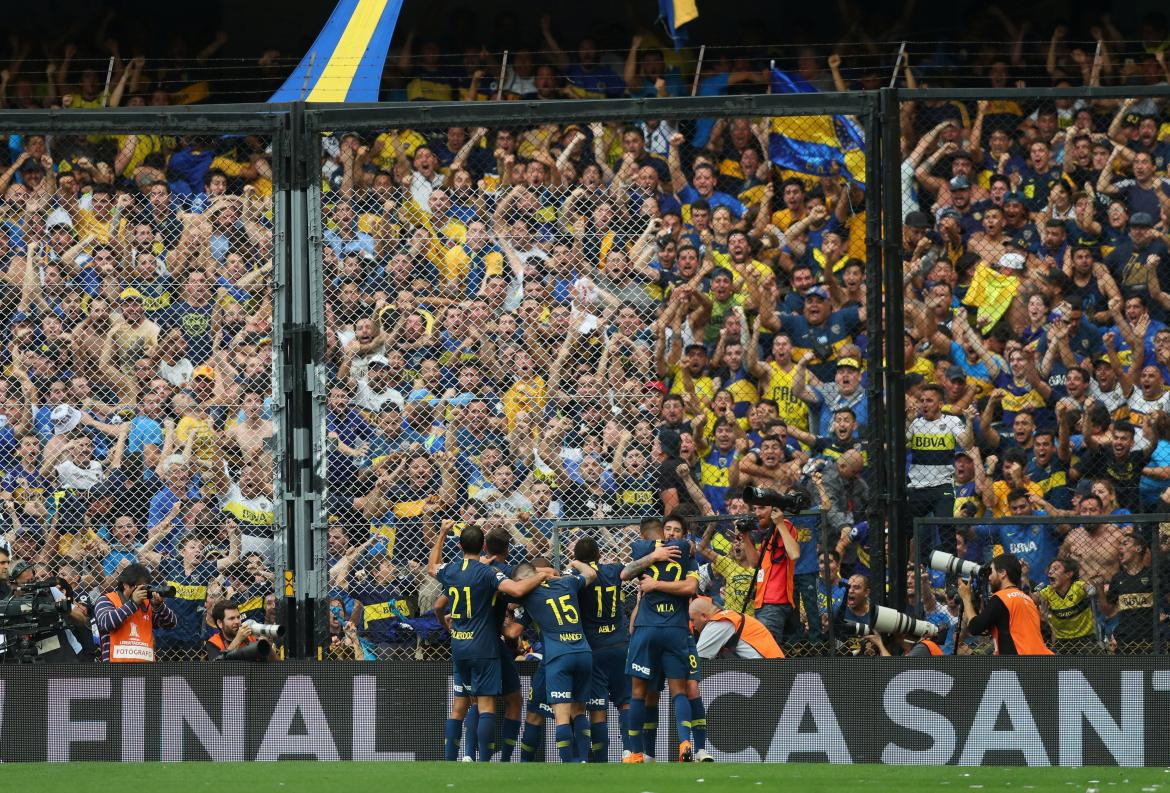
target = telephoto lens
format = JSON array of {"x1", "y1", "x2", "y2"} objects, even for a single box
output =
[
  {"x1": 873, "y1": 606, "x2": 938, "y2": 639},
  {"x1": 149, "y1": 584, "x2": 177, "y2": 599},
  {"x1": 929, "y1": 550, "x2": 983, "y2": 579},
  {"x1": 245, "y1": 621, "x2": 285, "y2": 640},
  {"x1": 838, "y1": 620, "x2": 873, "y2": 637}
]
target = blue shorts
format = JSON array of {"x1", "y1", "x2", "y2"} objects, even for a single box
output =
[
  {"x1": 625, "y1": 625, "x2": 692, "y2": 682},
  {"x1": 452, "y1": 667, "x2": 470, "y2": 697},
  {"x1": 588, "y1": 645, "x2": 632, "y2": 710},
  {"x1": 648, "y1": 634, "x2": 700, "y2": 690},
  {"x1": 527, "y1": 664, "x2": 553, "y2": 718},
  {"x1": 500, "y1": 643, "x2": 521, "y2": 695},
  {"x1": 545, "y1": 651, "x2": 593, "y2": 705},
  {"x1": 453, "y1": 657, "x2": 502, "y2": 697}
]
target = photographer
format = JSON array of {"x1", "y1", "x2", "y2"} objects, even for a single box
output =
[
  {"x1": 738, "y1": 500, "x2": 802, "y2": 646},
  {"x1": 689, "y1": 598, "x2": 784, "y2": 659},
  {"x1": 958, "y1": 552, "x2": 1053, "y2": 656},
  {"x1": 92, "y1": 563, "x2": 178, "y2": 662},
  {"x1": 204, "y1": 599, "x2": 277, "y2": 661}
]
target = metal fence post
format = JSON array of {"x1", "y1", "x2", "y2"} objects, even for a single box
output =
[
  {"x1": 863, "y1": 91, "x2": 887, "y2": 609},
  {"x1": 879, "y1": 86, "x2": 908, "y2": 610}
]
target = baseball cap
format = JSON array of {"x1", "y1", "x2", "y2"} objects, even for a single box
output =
[
  {"x1": 50, "y1": 404, "x2": 81, "y2": 435},
  {"x1": 945, "y1": 364, "x2": 967, "y2": 381},
  {"x1": 996, "y1": 252, "x2": 1026, "y2": 271},
  {"x1": 805, "y1": 284, "x2": 830, "y2": 300},
  {"x1": 119, "y1": 287, "x2": 144, "y2": 301},
  {"x1": 45, "y1": 208, "x2": 74, "y2": 232},
  {"x1": 836, "y1": 357, "x2": 860, "y2": 370},
  {"x1": 904, "y1": 211, "x2": 931, "y2": 229},
  {"x1": 1074, "y1": 478, "x2": 1094, "y2": 497},
  {"x1": 948, "y1": 175, "x2": 971, "y2": 191},
  {"x1": 1129, "y1": 212, "x2": 1155, "y2": 228},
  {"x1": 192, "y1": 365, "x2": 216, "y2": 381},
  {"x1": 644, "y1": 381, "x2": 667, "y2": 395},
  {"x1": 1003, "y1": 192, "x2": 1025, "y2": 205},
  {"x1": 935, "y1": 207, "x2": 961, "y2": 223},
  {"x1": 367, "y1": 355, "x2": 390, "y2": 368}
]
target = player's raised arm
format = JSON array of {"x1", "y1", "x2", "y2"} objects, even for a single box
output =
[{"x1": 620, "y1": 543, "x2": 680, "y2": 581}]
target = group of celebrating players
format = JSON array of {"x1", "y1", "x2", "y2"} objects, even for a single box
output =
[{"x1": 427, "y1": 511, "x2": 710, "y2": 764}]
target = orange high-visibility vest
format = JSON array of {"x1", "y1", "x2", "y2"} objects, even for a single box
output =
[
  {"x1": 711, "y1": 609, "x2": 785, "y2": 658},
  {"x1": 992, "y1": 587, "x2": 1053, "y2": 656},
  {"x1": 105, "y1": 590, "x2": 156, "y2": 662}
]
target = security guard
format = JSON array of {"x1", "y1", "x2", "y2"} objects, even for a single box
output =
[{"x1": 958, "y1": 552, "x2": 1053, "y2": 655}]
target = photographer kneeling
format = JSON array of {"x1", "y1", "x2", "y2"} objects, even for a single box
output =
[
  {"x1": 205, "y1": 600, "x2": 278, "y2": 661},
  {"x1": 93, "y1": 563, "x2": 178, "y2": 662}
]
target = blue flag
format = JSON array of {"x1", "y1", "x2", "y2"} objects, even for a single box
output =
[
  {"x1": 270, "y1": 0, "x2": 403, "y2": 103},
  {"x1": 768, "y1": 68, "x2": 866, "y2": 187}
]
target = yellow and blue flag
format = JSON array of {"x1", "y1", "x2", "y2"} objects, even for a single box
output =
[
  {"x1": 658, "y1": 0, "x2": 699, "y2": 50},
  {"x1": 768, "y1": 68, "x2": 865, "y2": 188},
  {"x1": 270, "y1": 0, "x2": 403, "y2": 102}
]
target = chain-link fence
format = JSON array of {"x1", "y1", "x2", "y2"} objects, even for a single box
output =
[
  {"x1": 886, "y1": 85, "x2": 1170, "y2": 618},
  {"x1": 308, "y1": 96, "x2": 884, "y2": 661},
  {"x1": 913, "y1": 515, "x2": 1167, "y2": 656},
  {"x1": 0, "y1": 114, "x2": 283, "y2": 662}
]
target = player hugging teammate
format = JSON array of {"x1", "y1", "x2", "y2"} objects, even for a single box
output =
[{"x1": 431, "y1": 513, "x2": 713, "y2": 763}]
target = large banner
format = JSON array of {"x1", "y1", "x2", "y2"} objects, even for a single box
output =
[{"x1": 2, "y1": 659, "x2": 1168, "y2": 765}]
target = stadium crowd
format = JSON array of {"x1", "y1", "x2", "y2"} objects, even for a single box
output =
[{"x1": 0, "y1": 17, "x2": 1169, "y2": 663}]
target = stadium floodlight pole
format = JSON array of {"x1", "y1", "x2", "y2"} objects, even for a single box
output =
[
  {"x1": 496, "y1": 50, "x2": 508, "y2": 101},
  {"x1": 691, "y1": 44, "x2": 706, "y2": 96},
  {"x1": 889, "y1": 42, "x2": 906, "y2": 89},
  {"x1": 101, "y1": 57, "x2": 115, "y2": 107}
]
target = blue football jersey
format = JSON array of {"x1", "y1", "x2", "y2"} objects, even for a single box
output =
[
  {"x1": 580, "y1": 562, "x2": 628, "y2": 650},
  {"x1": 518, "y1": 575, "x2": 591, "y2": 661},
  {"x1": 630, "y1": 538, "x2": 697, "y2": 630},
  {"x1": 436, "y1": 557, "x2": 505, "y2": 659}
]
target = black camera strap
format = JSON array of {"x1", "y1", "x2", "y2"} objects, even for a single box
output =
[{"x1": 722, "y1": 525, "x2": 775, "y2": 656}]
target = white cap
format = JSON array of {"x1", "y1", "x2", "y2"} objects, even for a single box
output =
[
  {"x1": 45, "y1": 208, "x2": 74, "y2": 231},
  {"x1": 997, "y1": 252, "x2": 1025, "y2": 271},
  {"x1": 50, "y1": 404, "x2": 81, "y2": 435}
]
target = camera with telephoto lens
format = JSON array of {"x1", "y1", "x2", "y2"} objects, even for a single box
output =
[
  {"x1": 929, "y1": 550, "x2": 986, "y2": 579},
  {"x1": 216, "y1": 638, "x2": 272, "y2": 662},
  {"x1": 742, "y1": 486, "x2": 812, "y2": 514},
  {"x1": 148, "y1": 584, "x2": 177, "y2": 599},
  {"x1": 839, "y1": 619, "x2": 873, "y2": 637},
  {"x1": 245, "y1": 621, "x2": 284, "y2": 640},
  {"x1": 872, "y1": 606, "x2": 938, "y2": 639}
]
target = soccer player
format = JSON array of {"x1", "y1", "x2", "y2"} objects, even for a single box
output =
[
  {"x1": 641, "y1": 513, "x2": 711, "y2": 763},
  {"x1": 621, "y1": 513, "x2": 700, "y2": 763},
  {"x1": 573, "y1": 536, "x2": 631, "y2": 762},
  {"x1": 429, "y1": 523, "x2": 550, "y2": 762},
  {"x1": 482, "y1": 528, "x2": 525, "y2": 760},
  {"x1": 512, "y1": 557, "x2": 598, "y2": 762}
]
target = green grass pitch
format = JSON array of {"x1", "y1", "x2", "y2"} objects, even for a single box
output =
[{"x1": 6, "y1": 762, "x2": 1170, "y2": 793}]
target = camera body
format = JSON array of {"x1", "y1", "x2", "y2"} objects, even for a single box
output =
[
  {"x1": 148, "y1": 584, "x2": 177, "y2": 599},
  {"x1": 742, "y1": 486, "x2": 812, "y2": 514},
  {"x1": 0, "y1": 579, "x2": 72, "y2": 660}
]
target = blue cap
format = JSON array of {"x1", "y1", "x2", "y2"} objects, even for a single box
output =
[
  {"x1": 805, "y1": 285, "x2": 830, "y2": 300},
  {"x1": 1003, "y1": 192, "x2": 1025, "y2": 205},
  {"x1": 407, "y1": 388, "x2": 439, "y2": 405}
]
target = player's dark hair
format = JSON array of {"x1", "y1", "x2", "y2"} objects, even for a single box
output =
[
  {"x1": 574, "y1": 537, "x2": 600, "y2": 564},
  {"x1": 992, "y1": 553, "x2": 1023, "y2": 586},
  {"x1": 459, "y1": 526, "x2": 485, "y2": 555},
  {"x1": 484, "y1": 527, "x2": 511, "y2": 557},
  {"x1": 531, "y1": 556, "x2": 553, "y2": 569},
  {"x1": 664, "y1": 511, "x2": 689, "y2": 534}
]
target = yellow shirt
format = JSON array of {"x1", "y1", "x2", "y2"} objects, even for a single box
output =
[
  {"x1": 990, "y1": 480, "x2": 1043, "y2": 518},
  {"x1": 176, "y1": 415, "x2": 217, "y2": 462},
  {"x1": 762, "y1": 361, "x2": 810, "y2": 431},
  {"x1": 502, "y1": 376, "x2": 547, "y2": 432}
]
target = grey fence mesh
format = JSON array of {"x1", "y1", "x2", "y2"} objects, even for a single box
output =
[
  {"x1": 313, "y1": 112, "x2": 876, "y2": 660},
  {"x1": 0, "y1": 130, "x2": 278, "y2": 661}
]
